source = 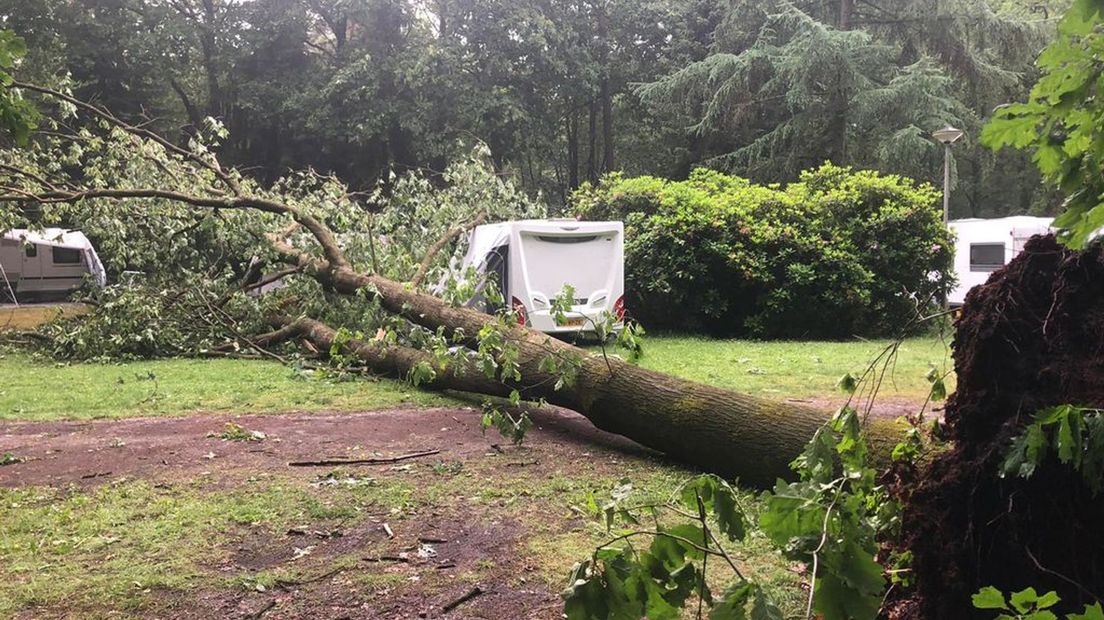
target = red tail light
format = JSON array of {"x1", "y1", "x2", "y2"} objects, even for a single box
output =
[
  {"x1": 511, "y1": 297, "x2": 529, "y2": 326},
  {"x1": 613, "y1": 295, "x2": 626, "y2": 321}
]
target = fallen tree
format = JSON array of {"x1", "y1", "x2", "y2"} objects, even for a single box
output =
[{"x1": 0, "y1": 80, "x2": 912, "y2": 485}]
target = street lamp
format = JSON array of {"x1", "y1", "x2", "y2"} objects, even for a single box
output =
[{"x1": 932, "y1": 125, "x2": 965, "y2": 225}]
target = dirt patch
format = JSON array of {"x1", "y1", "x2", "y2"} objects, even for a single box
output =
[
  {"x1": 0, "y1": 405, "x2": 653, "y2": 488},
  {"x1": 0, "y1": 302, "x2": 89, "y2": 331},
  {"x1": 168, "y1": 509, "x2": 556, "y2": 620},
  {"x1": 897, "y1": 235, "x2": 1104, "y2": 618}
]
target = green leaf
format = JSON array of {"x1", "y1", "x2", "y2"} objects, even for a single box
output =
[
  {"x1": 1054, "y1": 406, "x2": 1083, "y2": 466},
  {"x1": 929, "y1": 377, "x2": 947, "y2": 402},
  {"x1": 758, "y1": 480, "x2": 825, "y2": 548},
  {"x1": 750, "y1": 589, "x2": 783, "y2": 620},
  {"x1": 813, "y1": 570, "x2": 882, "y2": 620},
  {"x1": 1033, "y1": 590, "x2": 1060, "y2": 610},
  {"x1": 680, "y1": 475, "x2": 748, "y2": 541},
  {"x1": 1060, "y1": 0, "x2": 1104, "y2": 35},
  {"x1": 980, "y1": 107, "x2": 1042, "y2": 150},
  {"x1": 562, "y1": 561, "x2": 609, "y2": 620},
  {"x1": 836, "y1": 373, "x2": 857, "y2": 395},
  {"x1": 792, "y1": 426, "x2": 837, "y2": 482},
  {"x1": 1010, "y1": 587, "x2": 1039, "y2": 614},
  {"x1": 1068, "y1": 602, "x2": 1104, "y2": 620},
  {"x1": 966, "y1": 581, "x2": 998, "y2": 609},
  {"x1": 709, "y1": 581, "x2": 753, "y2": 620}
]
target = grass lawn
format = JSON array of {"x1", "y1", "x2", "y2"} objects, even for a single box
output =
[
  {"x1": 634, "y1": 334, "x2": 954, "y2": 401},
  {"x1": 0, "y1": 333, "x2": 952, "y2": 422},
  {"x1": 0, "y1": 351, "x2": 454, "y2": 422}
]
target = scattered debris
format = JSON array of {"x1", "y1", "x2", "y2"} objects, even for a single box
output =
[
  {"x1": 363, "y1": 555, "x2": 410, "y2": 563},
  {"x1": 288, "y1": 448, "x2": 441, "y2": 467},
  {"x1": 209, "y1": 422, "x2": 267, "y2": 442},
  {"x1": 431, "y1": 460, "x2": 464, "y2": 475},
  {"x1": 382, "y1": 523, "x2": 394, "y2": 538},
  {"x1": 244, "y1": 599, "x2": 276, "y2": 620},
  {"x1": 0, "y1": 452, "x2": 23, "y2": 466},
  {"x1": 286, "y1": 527, "x2": 342, "y2": 539},
  {"x1": 311, "y1": 471, "x2": 377, "y2": 488},
  {"x1": 415, "y1": 543, "x2": 437, "y2": 560},
  {"x1": 79, "y1": 471, "x2": 112, "y2": 479},
  {"x1": 291, "y1": 545, "x2": 314, "y2": 560}
]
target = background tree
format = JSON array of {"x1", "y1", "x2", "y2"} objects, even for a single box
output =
[{"x1": 0, "y1": 0, "x2": 1062, "y2": 214}]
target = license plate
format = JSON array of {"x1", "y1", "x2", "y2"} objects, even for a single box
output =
[{"x1": 562, "y1": 317, "x2": 586, "y2": 327}]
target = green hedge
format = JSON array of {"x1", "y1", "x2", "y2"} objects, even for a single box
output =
[{"x1": 573, "y1": 165, "x2": 953, "y2": 338}]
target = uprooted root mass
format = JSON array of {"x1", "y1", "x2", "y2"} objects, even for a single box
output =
[{"x1": 897, "y1": 235, "x2": 1104, "y2": 618}]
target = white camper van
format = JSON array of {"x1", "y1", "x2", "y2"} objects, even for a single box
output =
[
  {"x1": 948, "y1": 216, "x2": 1054, "y2": 306},
  {"x1": 0, "y1": 229, "x2": 107, "y2": 302},
  {"x1": 457, "y1": 220, "x2": 625, "y2": 334}
]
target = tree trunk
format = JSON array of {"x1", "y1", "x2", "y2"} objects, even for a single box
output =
[
  {"x1": 598, "y1": 7, "x2": 615, "y2": 173},
  {"x1": 567, "y1": 114, "x2": 579, "y2": 190},
  {"x1": 839, "y1": 0, "x2": 854, "y2": 30},
  {"x1": 199, "y1": 0, "x2": 224, "y2": 119},
  {"x1": 600, "y1": 78, "x2": 615, "y2": 173},
  {"x1": 587, "y1": 99, "x2": 598, "y2": 183},
  {"x1": 289, "y1": 255, "x2": 908, "y2": 487}
]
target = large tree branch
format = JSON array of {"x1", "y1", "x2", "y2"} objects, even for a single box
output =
[
  {"x1": 409, "y1": 213, "x2": 486, "y2": 288},
  {"x1": 0, "y1": 183, "x2": 349, "y2": 270},
  {"x1": 10, "y1": 80, "x2": 241, "y2": 194},
  {"x1": 271, "y1": 315, "x2": 513, "y2": 398}
]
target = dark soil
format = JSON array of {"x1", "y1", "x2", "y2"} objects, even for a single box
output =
[{"x1": 897, "y1": 235, "x2": 1104, "y2": 618}]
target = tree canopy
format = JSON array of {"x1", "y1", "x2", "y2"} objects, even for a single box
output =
[{"x1": 0, "y1": 0, "x2": 1068, "y2": 215}]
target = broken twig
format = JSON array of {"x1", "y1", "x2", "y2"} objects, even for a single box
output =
[
  {"x1": 440, "y1": 586, "x2": 483, "y2": 614},
  {"x1": 287, "y1": 449, "x2": 441, "y2": 467}
]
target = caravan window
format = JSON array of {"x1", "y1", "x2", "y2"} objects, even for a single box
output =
[
  {"x1": 24, "y1": 245, "x2": 37, "y2": 258},
  {"x1": 536, "y1": 235, "x2": 599, "y2": 244},
  {"x1": 969, "y1": 243, "x2": 1006, "y2": 272},
  {"x1": 52, "y1": 247, "x2": 83, "y2": 264},
  {"x1": 481, "y1": 244, "x2": 509, "y2": 312}
]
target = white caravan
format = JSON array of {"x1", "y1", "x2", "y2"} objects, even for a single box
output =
[
  {"x1": 948, "y1": 216, "x2": 1054, "y2": 306},
  {"x1": 456, "y1": 220, "x2": 625, "y2": 334},
  {"x1": 0, "y1": 229, "x2": 107, "y2": 302}
]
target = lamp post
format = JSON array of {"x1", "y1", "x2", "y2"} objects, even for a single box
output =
[
  {"x1": 933, "y1": 125, "x2": 965, "y2": 311},
  {"x1": 932, "y1": 125, "x2": 965, "y2": 225}
]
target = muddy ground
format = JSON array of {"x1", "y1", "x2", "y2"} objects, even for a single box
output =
[{"x1": 0, "y1": 398, "x2": 916, "y2": 619}]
